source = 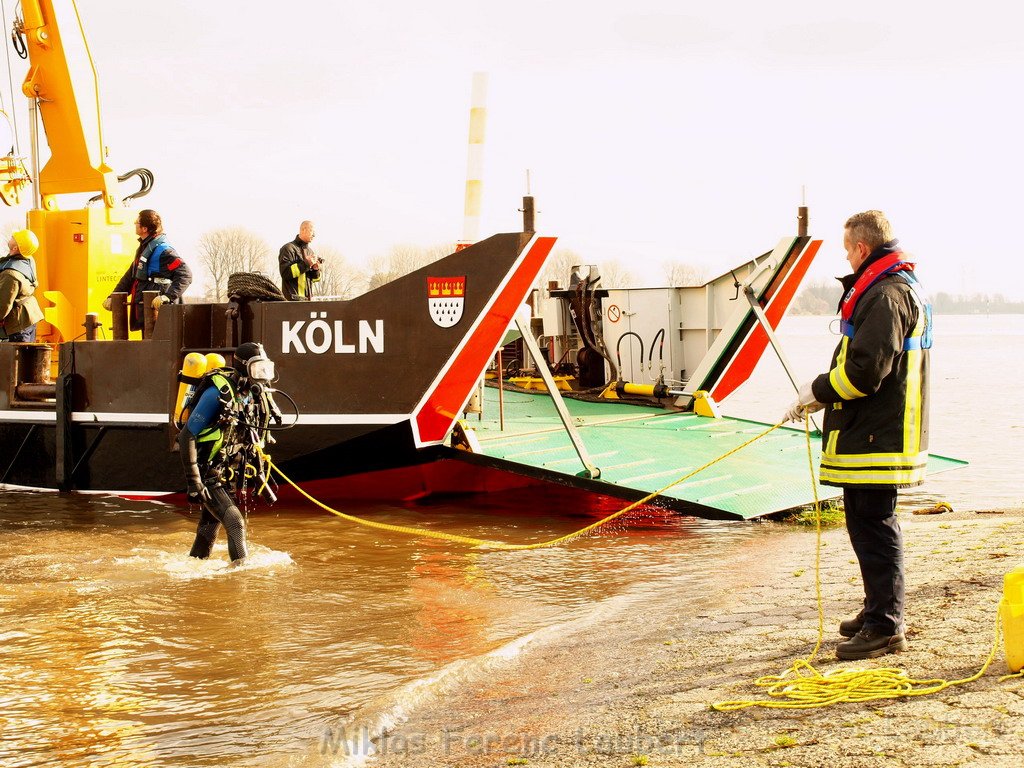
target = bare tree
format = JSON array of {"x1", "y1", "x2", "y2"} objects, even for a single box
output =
[
  {"x1": 197, "y1": 227, "x2": 273, "y2": 301},
  {"x1": 662, "y1": 260, "x2": 707, "y2": 288},
  {"x1": 366, "y1": 243, "x2": 455, "y2": 290},
  {"x1": 1, "y1": 219, "x2": 19, "y2": 246},
  {"x1": 540, "y1": 248, "x2": 585, "y2": 289},
  {"x1": 597, "y1": 258, "x2": 635, "y2": 289},
  {"x1": 312, "y1": 245, "x2": 367, "y2": 299}
]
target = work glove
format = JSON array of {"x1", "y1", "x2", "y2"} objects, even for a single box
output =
[
  {"x1": 784, "y1": 381, "x2": 824, "y2": 423},
  {"x1": 187, "y1": 477, "x2": 212, "y2": 506},
  {"x1": 102, "y1": 296, "x2": 112, "y2": 311},
  {"x1": 151, "y1": 295, "x2": 169, "y2": 309}
]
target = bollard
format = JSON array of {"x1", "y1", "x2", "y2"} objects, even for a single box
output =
[
  {"x1": 83, "y1": 312, "x2": 100, "y2": 340},
  {"x1": 110, "y1": 292, "x2": 129, "y2": 339},
  {"x1": 142, "y1": 290, "x2": 159, "y2": 339},
  {"x1": 18, "y1": 343, "x2": 51, "y2": 383},
  {"x1": 13, "y1": 344, "x2": 55, "y2": 402}
]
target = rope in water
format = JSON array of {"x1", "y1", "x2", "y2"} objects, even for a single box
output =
[
  {"x1": 256, "y1": 420, "x2": 785, "y2": 551},
  {"x1": 256, "y1": 413, "x2": 1022, "y2": 699},
  {"x1": 710, "y1": 415, "x2": 1023, "y2": 711}
]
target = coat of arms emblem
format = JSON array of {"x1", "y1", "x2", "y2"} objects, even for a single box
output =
[{"x1": 427, "y1": 276, "x2": 466, "y2": 328}]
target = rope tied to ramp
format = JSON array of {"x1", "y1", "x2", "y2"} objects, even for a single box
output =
[
  {"x1": 710, "y1": 415, "x2": 1019, "y2": 712},
  {"x1": 256, "y1": 421, "x2": 785, "y2": 551}
]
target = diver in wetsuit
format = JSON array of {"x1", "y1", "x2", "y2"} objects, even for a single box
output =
[{"x1": 179, "y1": 342, "x2": 278, "y2": 564}]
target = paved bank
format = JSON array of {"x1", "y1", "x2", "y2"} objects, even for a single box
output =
[{"x1": 367, "y1": 508, "x2": 1024, "y2": 767}]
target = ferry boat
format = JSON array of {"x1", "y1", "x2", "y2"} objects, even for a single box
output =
[{"x1": 0, "y1": 2, "x2": 964, "y2": 519}]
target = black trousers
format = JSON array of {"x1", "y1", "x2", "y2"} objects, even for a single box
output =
[
  {"x1": 189, "y1": 484, "x2": 248, "y2": 562},
  {"x1": 843, "y1": 486, "x2": 904, "y2": 635}
]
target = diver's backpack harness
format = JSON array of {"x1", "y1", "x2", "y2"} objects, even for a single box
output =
[{"x1": 177, "y1": 367, "x2": 279, "y2": 508}]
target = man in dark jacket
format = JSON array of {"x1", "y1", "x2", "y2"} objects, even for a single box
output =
[
  {"x1": 786, "y1": 210, "x2": 931, "y2": 661},
  {"x1": 278, "y1": 220, "x2": 321, "y2": 300},
  {"x1": 103, "y1": 209, "x2": 192, "y2": 331}
]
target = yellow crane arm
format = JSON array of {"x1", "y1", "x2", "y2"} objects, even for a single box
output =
[{"x1": 20, "y1": 0, "x2": 121, "y2": 210}]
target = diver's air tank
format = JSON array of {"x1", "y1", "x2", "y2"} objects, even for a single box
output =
[{"x1": 173, "y1": 353, "x2": 209, "y2": 427}]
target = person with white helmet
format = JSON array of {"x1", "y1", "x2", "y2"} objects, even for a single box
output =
[{"x1": 0, "y1": 229, "x2": 44, "y2": 342}]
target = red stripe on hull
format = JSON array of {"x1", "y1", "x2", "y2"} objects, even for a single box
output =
[
  {"x1": 413, "y1": 236, "x2": 556, "y2": 445},
  {"x1": 711, "y1": 239, "x2": 821, "y2": 402},
  {"x1": 159, "y1": 459, "x2": 664, "y2": 520}
]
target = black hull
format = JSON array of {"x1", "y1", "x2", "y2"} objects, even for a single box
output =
[
  {"x1": 0, "y1": 233, "x2": 557, "y2": 496},
  {"x1": 0, "y1": 420, "x2": 432, "y2": 494}
]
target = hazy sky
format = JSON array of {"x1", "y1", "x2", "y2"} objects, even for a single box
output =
[{"x1": 3, "y1": 1, "x2": 1022, "y2": 297}]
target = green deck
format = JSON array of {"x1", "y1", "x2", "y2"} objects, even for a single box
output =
[{"x1": 458, "y1": 388, "x2": 967, "y2": 520}]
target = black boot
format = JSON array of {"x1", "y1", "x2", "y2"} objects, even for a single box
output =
[
  {"x1": 839, "y1": 612, "x2": 865, "y2": 638},
  {"x1": 836, "y1": 628, "x2": 908, "y2": 660}
]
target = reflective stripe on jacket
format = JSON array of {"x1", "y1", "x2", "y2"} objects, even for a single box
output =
[
  {"x1": 811, "y1": 268, "x2": 930, "y2": 489},
  {"x1": 278, "y1": 238, "x2": 320, "y2": 300}
]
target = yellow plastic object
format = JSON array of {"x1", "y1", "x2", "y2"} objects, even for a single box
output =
[
  {"x1": 693, "y1": 389, "x2": 722, "y2": 419},
  {"x1": 621, "y1": 382, "x2": 656, "y2": 397},
  {"x1": 509, "y1": 375, "x2": 573, "y2": 392},
  {"x1": 1000, "y1": 567, "x2": 1024, "y2": 673},
  {"x1": 173, "y1": 353, "x2": 209, "y2": 427},
  {"x1": 204, "y1": 352, "x2": 226, "y2": 371}
]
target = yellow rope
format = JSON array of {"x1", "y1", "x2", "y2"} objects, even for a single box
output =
[
  {"x1": 256, "y1": 421, "x2": 784, "y2": 551},
  {"x1": 258, "y1": 414, "x2": 1020, "y2": 698},
  {"x1": 711, "y1": 414, "x2": 1013, "y2": 711}
]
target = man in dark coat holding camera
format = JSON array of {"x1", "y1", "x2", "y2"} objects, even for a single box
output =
[{"x1": 279, "y1": 220, "x2": 321, "y2": 300}]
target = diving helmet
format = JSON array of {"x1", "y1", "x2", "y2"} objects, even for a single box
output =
[{"x1": 233, "y1": 342, "x2": 276, "y2": 382}]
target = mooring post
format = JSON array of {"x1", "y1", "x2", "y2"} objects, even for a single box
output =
[
  {"x1": 83, "y1": 313, "x2": 100, "y2": 341},
  {"x1": 110, "y1": 293, "x2": 129, "y2": 340}
]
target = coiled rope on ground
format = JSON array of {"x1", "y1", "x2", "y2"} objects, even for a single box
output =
[{"x1": 710, "y1": 416, "x2": 1024, "y2": 711}]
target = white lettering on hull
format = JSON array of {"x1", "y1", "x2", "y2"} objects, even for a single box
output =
[{"x1": 281, "y1": 313, "x2": 385, "y2": 354}]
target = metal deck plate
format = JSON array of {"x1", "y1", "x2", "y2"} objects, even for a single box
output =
[{"x1": 463, "y1": 388, "x2": 967, "y2": 520}]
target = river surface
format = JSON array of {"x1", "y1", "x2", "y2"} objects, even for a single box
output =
[
  {"x1": 0, "y1": 314, "x2": 1019, "y2": 767},
  {"x1": 727, "y1": 313, "x2": 1024, "y2": 511}
]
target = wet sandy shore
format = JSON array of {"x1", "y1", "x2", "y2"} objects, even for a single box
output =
[{"x1": 366, "y1": 506, "x2": 1024, "y2": 767}]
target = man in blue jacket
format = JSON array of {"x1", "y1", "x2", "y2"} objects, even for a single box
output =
[{"x1": 104, "y1": 209, "x2": 192, "y2": 330}]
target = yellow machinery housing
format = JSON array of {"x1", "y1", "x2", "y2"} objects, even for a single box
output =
[{"x1": 0, "y1": 0, "x2": 142, "y2": 343}]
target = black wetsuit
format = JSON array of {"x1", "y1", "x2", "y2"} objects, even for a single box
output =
[{"x1": 178, "y1": 372, "x2": 250, "y2": 562}]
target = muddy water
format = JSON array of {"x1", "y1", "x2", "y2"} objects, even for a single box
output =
[
  {"x1": 0, "y1": 490, "x2": 777, "y2": 767},
  {"x1": 2, "y1": 314, "x2": 1016, "y2": 767}
]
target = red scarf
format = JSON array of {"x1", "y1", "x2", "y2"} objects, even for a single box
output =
[{"x1": 840, "y1": 252, "x2": 914, "y2": 322}]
